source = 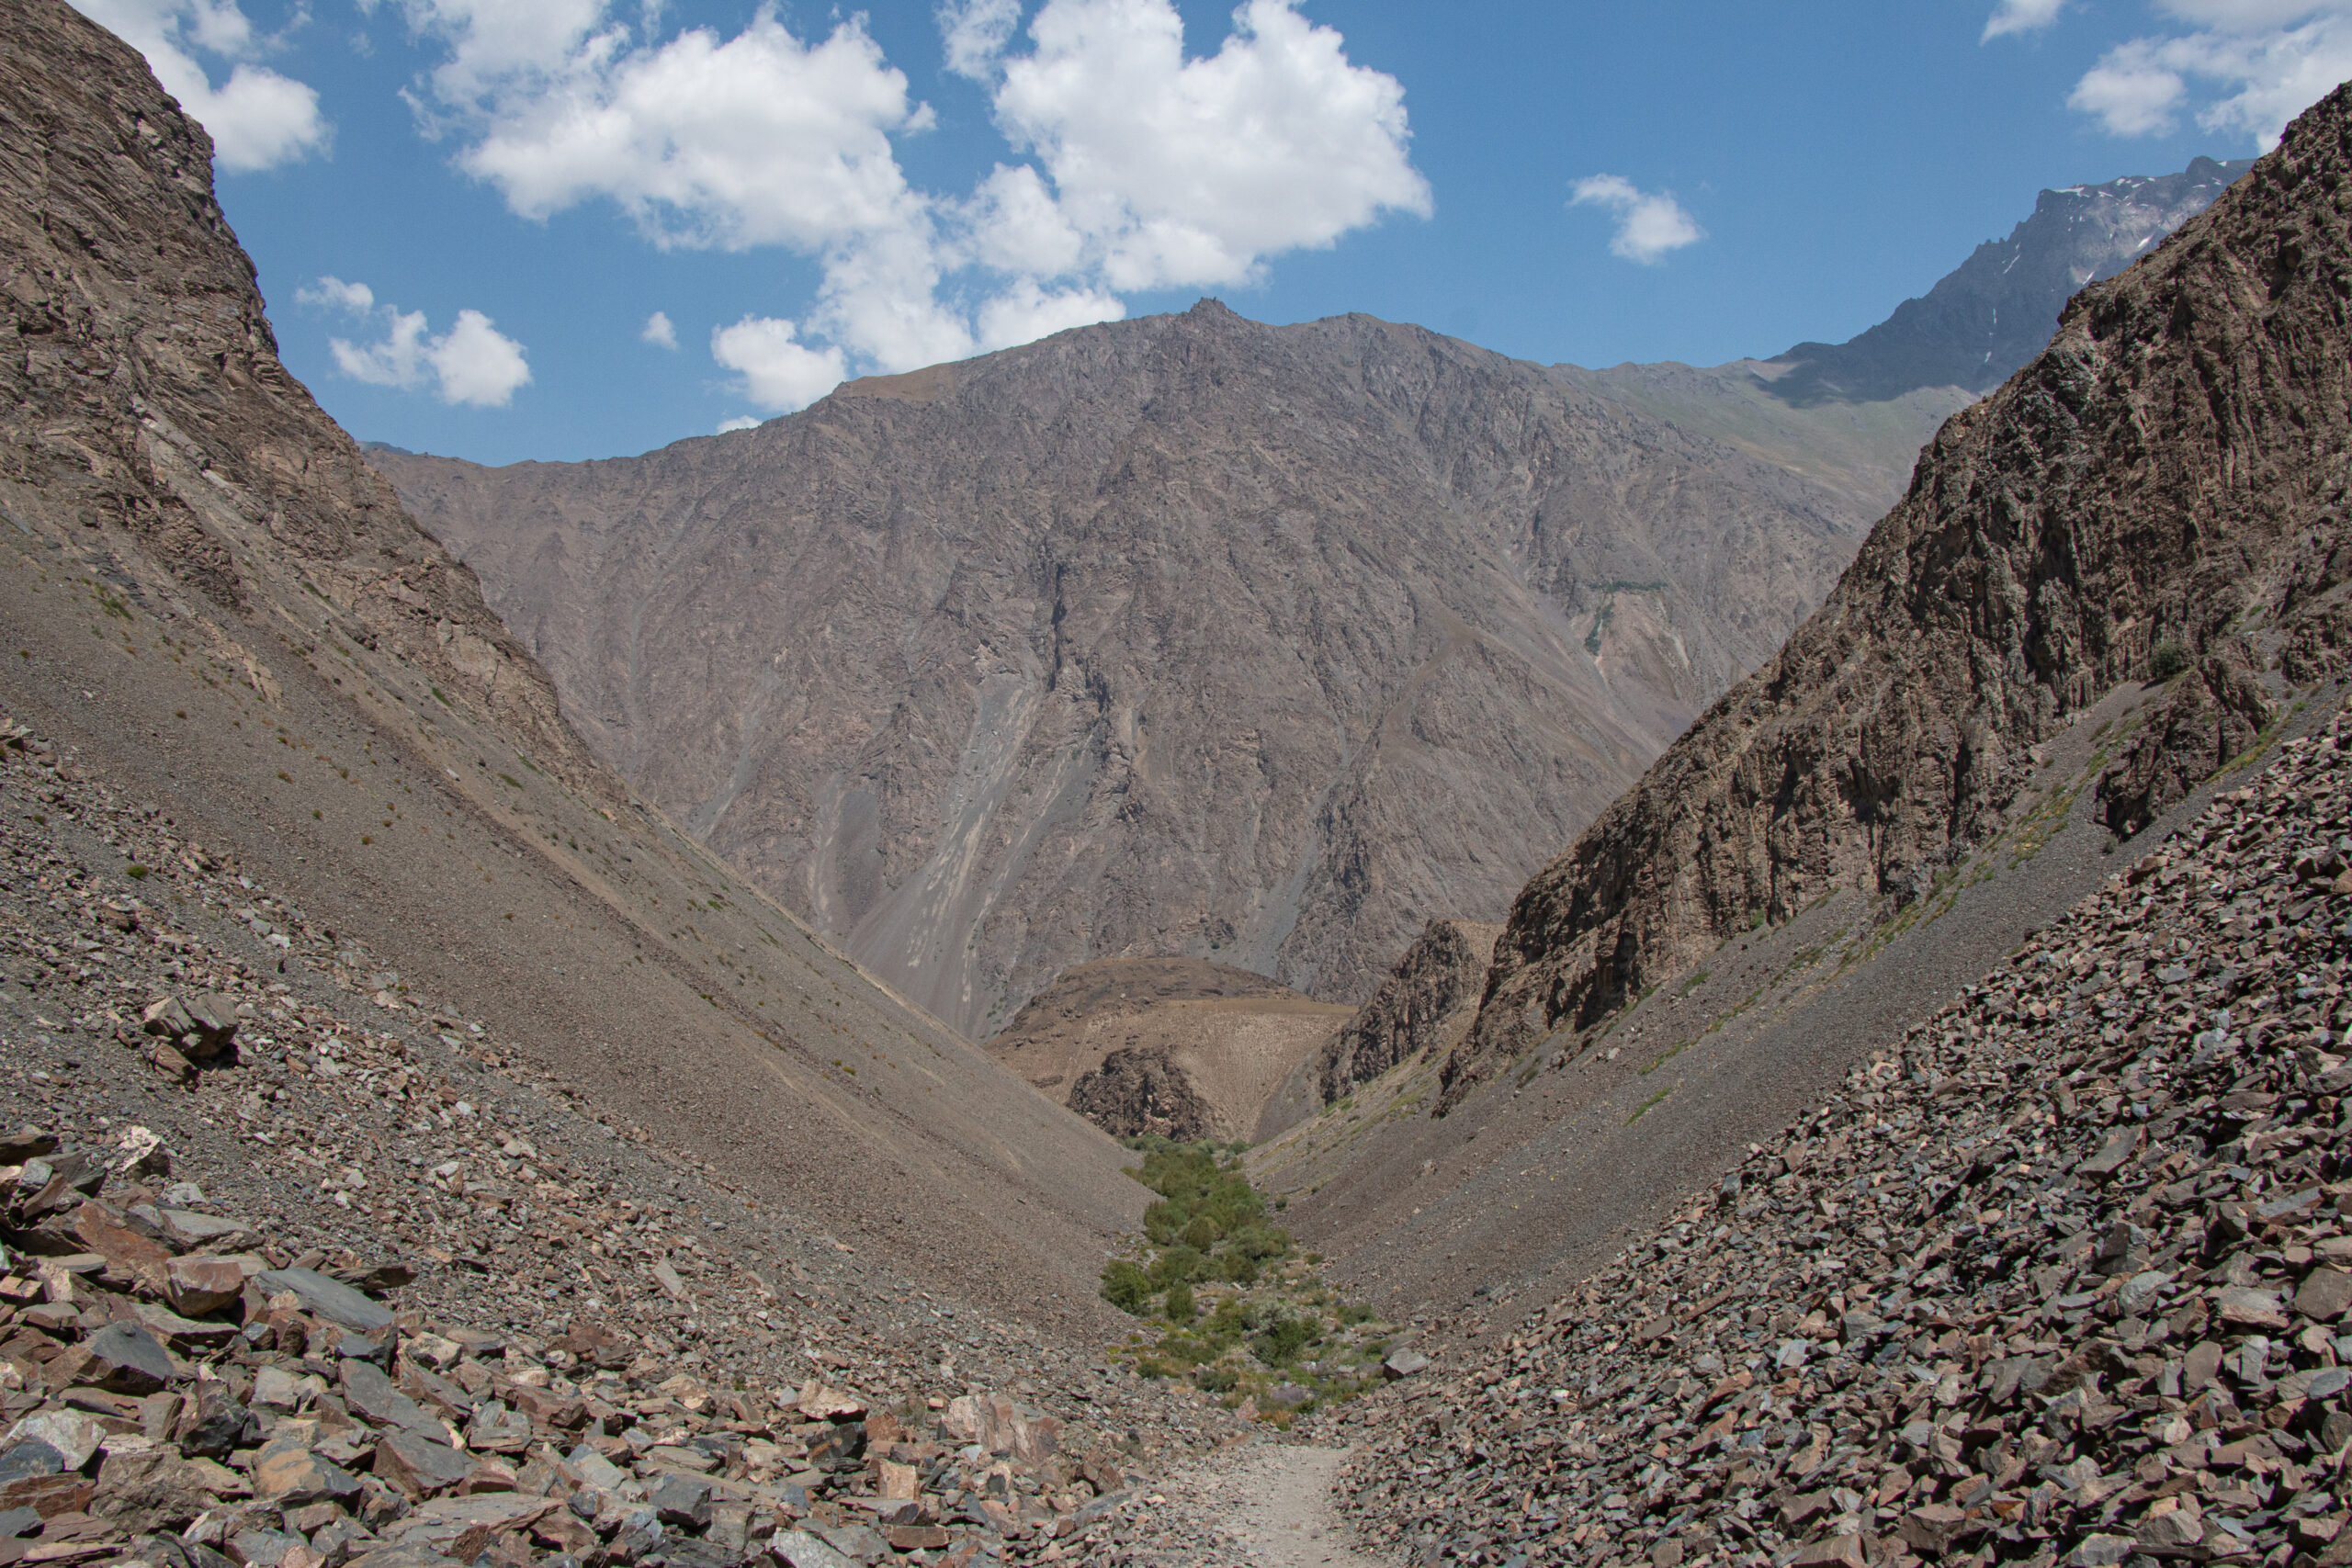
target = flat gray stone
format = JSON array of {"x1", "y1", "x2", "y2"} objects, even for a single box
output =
[{"x1": 255, "y1": 1267, "x2": 395, "y2": 1333}]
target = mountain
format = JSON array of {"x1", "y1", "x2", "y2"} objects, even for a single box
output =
[
  {"x1": 372, "y1": 314, "x2": 1927, "y2": 1040},
  {"x1": 1262, "y1": 86, "x2": 2352, "y2": 1315},
  {"x1": 0, "y1": 0, "x2": 1141, "y2": 1337},
  {"x1": 370, "y1": 156, "x2": 2247, "y2": 1054},
  {"x1": 1764, "y1": 155, "x2": 2256, "y2": 405}
]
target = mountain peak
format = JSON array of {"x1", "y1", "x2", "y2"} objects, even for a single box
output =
[{"x1": 1765, "y1": 153, "x2": 2258, "y2": 406}]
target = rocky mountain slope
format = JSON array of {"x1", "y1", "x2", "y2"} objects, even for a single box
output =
[
  {"x1": 1766, "y1": 156, "x2": 2256, "y2": 406},
  {"x1": 1439, "y1": 94, "x2": 2352, "y2": 1115},
  {"x1": 373, "y1": 305, "x2": 1928, "y2": 1040},
  {"x1": 1252, "y1": 97, "x2": 2346, "y2": 1323},
  {"x1": 367, "y1": 152, "x2": 2248, "y2": 1053},
  {"x1": 1318, "y1": 707, "x2": 2352, "y2": 1568},
  {"x1": 983, "y1": 958, "x2": 1350, "y2": 1145},
  {"x1": 0, "y1": 0, "x2": 1139, "y2": 1341}
]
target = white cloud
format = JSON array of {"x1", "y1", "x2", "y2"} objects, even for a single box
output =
[
  {"x1": 990, "y1": 0, "x2": 1431, "y2": 292},
  {"x1": 716, "y1": 414, "x2": 763, "y2": 433},
  {"x1": 976, "y1": 277, "x2": 1127, "y2": 351},
  {"x1": 73, "y1": 0, "x2": 329, "y2": 171},
  {"x1": 384, "y1": 0, "x2": 1425, "y2": 377},
  {"x1": 1984, "y1": 0, "x2": 2068, "y2": 39},
  {"x1": 297, "y1": 275, "x2": 376, "y2": 313},
  {"x1": 431, "y1": 310, "x2": 534, "y2": 405},
  {"x1": 304, "y1": 277, "x2": 531, "y2": 407},
  {"x1": 710, "y1": 316, "x2": 848, "y2": 412},
  {"x1": 454, "y1": 16, "x2": 929, "y2": 254},
  {"x1": 940, "y1": 0, "x2": 1023, "y2": 79},
  {"x1": 641, "y1": 310, "x2": 678, "y2": 348},
  {"x1": 2067, "y1": 1, "x2": 2352, "y2": 147},
  {"x1": 1569, "y1": 175, "x2": 1703, "y2": 265}
]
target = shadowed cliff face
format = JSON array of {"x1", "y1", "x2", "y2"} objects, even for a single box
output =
[
  {"x1": 1439, "y1": 88, "x2": 2352, "y2": 1111},
  {"x1": 377, "y1": 310, "x2": 1936, "y2": 1036}
]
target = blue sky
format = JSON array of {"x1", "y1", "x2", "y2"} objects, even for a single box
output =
[{"x1": 74, "y1": 0, "x2": 2352, "y2": 464}]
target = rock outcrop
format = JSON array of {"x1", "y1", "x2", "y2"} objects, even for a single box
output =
[
  {"x1": 0, "y1": 0, "x2": 596, "y2": 796},
  {"x1": 986, "y1": 957, "x2": 1350, "y2": 1144},
  {"x1": 1439, "y1": 85, "x2": 2352, "y2": 1112},
  {"x1": 1067, "y1": 1047, "x2": 1219, "y2": 1144},
  {"x1": 1314, "y1": 919, "x2": 1501, "y2": 1107}
]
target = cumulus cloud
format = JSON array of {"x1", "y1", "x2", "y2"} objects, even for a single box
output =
[
  {"x1": 710, "y1": 316, "x2": 848, "y2": 412},
  {"x1": 716, "y1": 414, "x2": 763, "y2": 433},
  {"x1": 641, "y1": 310, "x2": 677, "y2": 348},
  {"x1": 302, "y1": 276, "x2": 531, "y2": 407},
  {"x1": 383, "y1": 0, "x2": 1426, "y2": 378},
  {"x1": 1984, "y1": 0, "x2": 2068, "y2": 39},
  {"x1": 1569, "y1": 175, "x2": 1703, "y2": 265},
  {"x1": 2064, "y1": 0, "x2": 2352, "y2": 147},
  {"x1": 73, "y1": 0, "x2": 329, "y2": 171},
  {"x1": 940, "y1": 0, "x2": 1023, "y2": 79},
  {"x1": 989, "y1": 0, "x2": 1431, "y2": 292}
]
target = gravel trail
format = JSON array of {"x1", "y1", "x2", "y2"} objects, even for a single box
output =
[{"x1": 1100, "y1": 1441, "x2": 1394, "y2": 1566}]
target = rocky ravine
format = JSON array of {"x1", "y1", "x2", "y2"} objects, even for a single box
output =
[
  {"x1": 374, "y1": 304, "x2": 1915, "y2": 1038},
  {"x1": 1438, "y1": 84, "x2": 2352, "y2": 1114},
  {"x1": 1312, "y1": 703, "x2": 2352, "y2": 1568}
]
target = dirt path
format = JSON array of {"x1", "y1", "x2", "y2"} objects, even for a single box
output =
[{"x1": 1100, "y1": 1440, "x2": 1394, "y2": 1566}]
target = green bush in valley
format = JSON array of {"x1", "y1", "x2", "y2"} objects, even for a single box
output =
[
  {"x1": 1148, "y1": 1245, "x2": 1204, "y2": 1290},
  {"x1": 2151, "y1": 640, "x2": 2191, "y2": 682},
  {"x1": 1103, "y1": 1138, "x2": 1386, "y2": 1419},
  {"x1": 1250, "y1": 1312, "x2": 1316, "y2": 1367},
  {"x1": 1101, "y1": 1259, "x2": 1151, "y2": 1314}
]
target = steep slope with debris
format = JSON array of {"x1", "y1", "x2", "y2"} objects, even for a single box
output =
[
  {"x1": 1320, "y1": 707, "x2": 2352, "y2": 1568},
  {"x1": 0, "y1": 713, "x2": 1255, "y2": 1568},
  {"x1": 0, "y1": 0, "x2": 1141, "y2": 1338},
  {"x1": 1441, "y1": 86, "x2": 2352, "y2": 1115}
]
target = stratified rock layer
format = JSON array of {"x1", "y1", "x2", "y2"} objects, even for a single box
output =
[
  {"x1": 1442, "y1": 85, "x2": 2352, "y2": 1111},
  {"x1": 1315, "y1": 919, "x2": 1501, "y2": 1107}
]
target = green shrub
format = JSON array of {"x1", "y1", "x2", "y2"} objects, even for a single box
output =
[
  {"x1": 1250, "y1": 1313, "x2": 1316, "y2": 1367},
  {"x1": 1148, "y1": 1245, "x2": 1204, "y2": 1290},
  {"x1": 2150, "y1": 640, "x2": 2191, "y2": 682},
  {"x1": 1164, "y1": 1281, "x2": 1195, "y2": 1323},
  {"x1": 1100, "y1": 1259, "x2": 1151, "y2": 1314},
  {"x1": 1181, "y1": 1214, "x2": 1219, "y2": 1249},
  {"x1": 1142, "y1": 1199, "x2": 1185, "y2": 1247},
  {"x1": 1195, "y1": 1363, "x2": 1238, "y2": 1393}
]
